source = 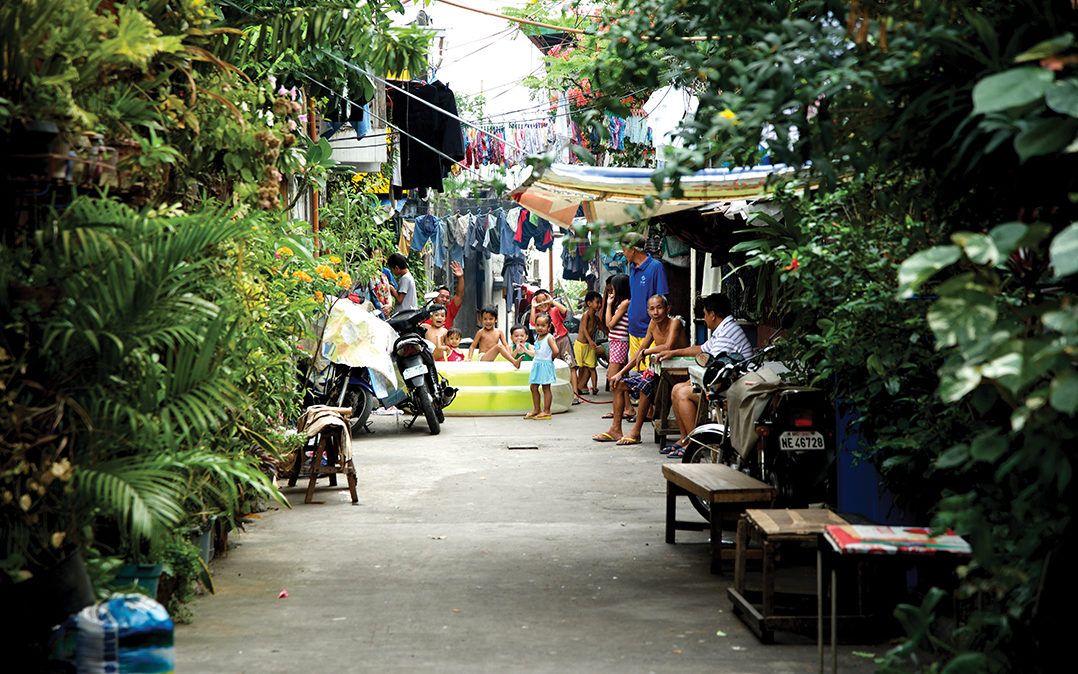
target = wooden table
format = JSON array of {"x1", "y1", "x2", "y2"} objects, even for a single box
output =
[
  {"x1": 651, "y1": 358, "x2": 693, "y2": 445},
  {"x1": 817, "y1": 525, "x2": 971, "y2": 673},
  {"x1": 728, "y1": 508, "x2": 848, "y2": 643},
  {"x1": 662, "y1": 463, "x2": 775, "y2": 574}
]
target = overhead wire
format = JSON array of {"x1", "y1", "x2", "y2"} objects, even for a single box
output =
[
  {"x1": 216, "y1": 0, "x2": 527, "y2": 153},
  {"x1": 296, "y1": 72, "x2": 489, "y2": 181}
]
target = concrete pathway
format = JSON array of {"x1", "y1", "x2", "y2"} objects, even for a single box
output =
[{"x1": 175, "y1": 397, "x2": 879, "y2": 673}]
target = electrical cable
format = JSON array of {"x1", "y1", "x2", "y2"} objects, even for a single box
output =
[{"x1": 217, "y1": 0, "x2": 527, "y2": 152}]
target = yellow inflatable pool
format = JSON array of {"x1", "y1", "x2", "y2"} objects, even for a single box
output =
[{"x1": 438, "y1": 359, "x2": 574, "y2": 416}]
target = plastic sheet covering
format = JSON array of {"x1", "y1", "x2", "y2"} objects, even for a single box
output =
[
  {"x1": 59, "y1": 594, "x2": 174, "y2": 673},
  {"x1": 312, "y1": 299, "x2": 398, "y2": 396}
]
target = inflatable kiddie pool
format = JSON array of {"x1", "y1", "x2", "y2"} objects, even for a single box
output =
[{"x1": 438, "y1": 359, "x2": 573, "y2": 416}]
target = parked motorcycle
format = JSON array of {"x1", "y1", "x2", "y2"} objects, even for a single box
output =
[
  {"x1": 384, "y1": 297, "x2": 457, "y2": 435},
  {"x1": 303, "y1": 292, "x2": 395, "y2": 431},
  {"x1": 682, "y1": 345, "x2": 835, "y2": 516}
]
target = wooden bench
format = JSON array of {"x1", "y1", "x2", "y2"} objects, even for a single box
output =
[
  {"x1": 728, "y1": 508, "x2": 848, "y2": 643},
  {"x1": 662, "y1": 463, "x2": 776, "y2": 574}
]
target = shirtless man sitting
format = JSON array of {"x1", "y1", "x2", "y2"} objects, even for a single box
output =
[
  {"x1": 593, "y1": 294, "x2": 688, "y2": 445},
  {"x1": 655, "y1": 293, "x2": 754, "y2": 458},
  {"x1": 466, "y1": 305, "x2": 522, "y2": 368}
]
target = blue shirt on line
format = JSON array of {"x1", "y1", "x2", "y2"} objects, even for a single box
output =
[{"x1": 627, "y1": 254, "x2": 669, "y2": 338}]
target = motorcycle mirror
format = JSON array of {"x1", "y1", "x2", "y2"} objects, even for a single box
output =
[{"x1": 695, "y1": 352, "x2": 712, "y2": 367}]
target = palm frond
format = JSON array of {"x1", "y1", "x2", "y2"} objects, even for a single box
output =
[{"x1": 74, "y1": 456, "x2": 188, "y2": 551}]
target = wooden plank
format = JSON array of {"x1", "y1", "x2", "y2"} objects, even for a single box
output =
[
  {"x1": 662, "y1": 463, "x2": 775, "y2": 503},
  {"x1": 746, "y1": 508, "x2": 847, "y2": 538}
]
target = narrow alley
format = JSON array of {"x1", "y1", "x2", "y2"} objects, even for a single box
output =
[{"x1": 175, "y1": 406, "x2": 877, "y2": 673}]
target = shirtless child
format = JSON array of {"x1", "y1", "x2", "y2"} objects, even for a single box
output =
[
  {"x1": 443, "y1": 328, "x2": 465, "y2": 361},
  {"x1": 592, "y1": 294, "x2": 688, "y2": 445},
  {"x1": 425, "y1": 307, "x2": 449, "y2": 360},
  {"x1": 467, "y1": 305, "x2": 522, "y2": 368}
]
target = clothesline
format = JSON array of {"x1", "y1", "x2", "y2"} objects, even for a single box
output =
[
  {"x1": 217, "y1": 0, "x2": 526, "y2": 154},
  {"x1": 297, "y1": 72, "x2": 486, "y2": 182}
]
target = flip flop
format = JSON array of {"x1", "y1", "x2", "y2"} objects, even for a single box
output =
[
  {"x1": 616, "y1": 436, "x2": 642, "y2": 445},
  {"x1": 659, "y1": 444, "x2": 681, "y2": 455},
  {"x1": 572, "y1": 397, "x2": 582, "y2": 405},
  {"x1": 602, "y1": 412, "x2": 615, "y2": 419},
  {"x1": 592, "y1": 432, "x2": 619, "y2": 442},
  {"x1": 534, "y1": 414, "x2": 553, "y2": 420},
  {"x1": 523, "y1": 412, "x2": 539, "y2": 419},
  {"x1": 667, "y1": 447, "x2": 685, "y2": 458}
]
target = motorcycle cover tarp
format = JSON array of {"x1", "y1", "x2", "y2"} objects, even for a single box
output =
[
  {"x1": 312, "y1": 300, "x2": 398, "y2": 396},
  {"x1": 726, "y1": 366, "x2": 787, "y2": 458}
]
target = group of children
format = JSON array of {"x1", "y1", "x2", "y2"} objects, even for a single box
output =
[{"x1": 419, "y1": 279, "x2": 639, "y2": 421}]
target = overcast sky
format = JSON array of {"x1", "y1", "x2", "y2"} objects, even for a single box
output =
[{"x1": 395, "y1": 1, "x2": 556, "y2": 123}]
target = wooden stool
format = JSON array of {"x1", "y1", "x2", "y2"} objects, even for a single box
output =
[
  {"x1": 728, "y1": 508, "x2": 848, "y2": 642},
  {"x1": 304, "y1": 429, "x2": 357, "y2": 504},
  {"x1": 662, "y1": 463, "x2": 775, "y2": 574},
  {"x1": 289, "y1": 406, "x2": 358, "y2": 504}
]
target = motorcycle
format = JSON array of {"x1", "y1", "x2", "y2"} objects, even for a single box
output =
[
  {"x1": 681, "y1": 345, "x2": 835, "y2": 517},
  {"x1": 384, "y1": 296, "x2": 457, "y2": 435},
  {"x1": 303, "y1": 292, "x2": 396, "y2": 431}
]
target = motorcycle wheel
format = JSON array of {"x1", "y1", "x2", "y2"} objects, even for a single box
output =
[
  {"x1": 682, "y1": 441, "x2": 719, "y2": 520},
  {"x1": 428, "y1": 374, "x2": 445, "y2": 424},
  {"x1": 417, "y1": 386, "x2": 441, "y2": 435},
  {"x1": 330, "y1": 384, "x2": 374, "y2": 430}
]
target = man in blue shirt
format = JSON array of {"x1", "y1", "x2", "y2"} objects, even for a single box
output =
[{"x1": 622, "y1": 232, "x2": 669, "y2": 371}]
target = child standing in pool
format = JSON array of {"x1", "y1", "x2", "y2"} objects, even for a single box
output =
[{"x1": 525, "y1": 313, "x2": 559, "y2": 420}]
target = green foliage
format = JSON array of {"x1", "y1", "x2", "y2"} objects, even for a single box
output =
[
  {"x1": 0, "y1": 197, "x2": 286, "y2": 588},
  {"x1": 583, "y1": 1, "x2": 1077, "y2": 670}
]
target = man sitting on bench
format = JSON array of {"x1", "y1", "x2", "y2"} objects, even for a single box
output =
[
  {"x1": 592, "y1": 294, "x2": 687, "y2": 445},
  {"x1": 655, "y1": 293, "x2": 754, "y2": 458}
]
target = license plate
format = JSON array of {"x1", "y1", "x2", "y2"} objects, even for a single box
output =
[
  {"x1": 402, "y1": 364, "x2": 428, "y2": 380},
  {"x1": 779, "y1": 431, "x2": 826, "y2": 450}
]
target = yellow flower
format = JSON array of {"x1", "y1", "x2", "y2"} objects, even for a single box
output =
[
  {"x1": 337, "y1": 273, "x2": 352, "y2": 289},
  {"x1": 292, "y1": 270, "x2": 312, "y2": 283},
  {"x1": 314, "y1": 291, "x2": 324, "y2": 302},
  {"x1": 328, "y1": 255, "x2": 341, "y2": 264},
  {"x1": 719, "y1": 108, "x2": 737, "y2": 121},
  {"x1": 315, "y1": 265, "x2": 338, "y2": 281},
  {"x1": 51, "y1": 532, "x2": 66, "y2": 548},
  {"x1": 275, "y1": 246, "x2": 294, "y2": 258}
]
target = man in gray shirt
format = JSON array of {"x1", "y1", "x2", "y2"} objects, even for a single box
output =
[{"x1": 387, "y1": 252, "x2": 418, "y2": 314}]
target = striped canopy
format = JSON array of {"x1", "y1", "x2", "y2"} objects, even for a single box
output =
[{"x1": 508, "y1": 163, "x2": 794, "y2": 227}]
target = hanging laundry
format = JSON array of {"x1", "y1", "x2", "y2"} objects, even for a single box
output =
[
  {"x1": 398, "y1": 219, "x2": 415, "y2": 255},
  {"x1": 514, "y1": 211, "x2": 554, "y2": 252},
  {"x1": 642, "y1": 85, "x2": 699, "y2": 163},
  {"x1": 388, "y1": 80, "x2": 465, "y2": 192},
  {"x1": 500, "y1": 208, "x2": 523, "y2": 259}
]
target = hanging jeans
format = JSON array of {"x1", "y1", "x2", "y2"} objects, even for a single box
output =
[{"x1": 410, "y1": 214, "x2": 446, "y2": 267}]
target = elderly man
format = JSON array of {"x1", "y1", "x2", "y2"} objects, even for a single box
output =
[
  {"x1": 655, "y1": 293, "x2": 753, "y2": 458},
  {"x1": 621, "y1": 232, "x2": 669, "y2": 372},
  {"x1": 592, "y1": 294, "x2": 688, "y2": 445}
]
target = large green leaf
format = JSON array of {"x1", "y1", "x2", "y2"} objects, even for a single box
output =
[
  {"x1": 988, "y1": 222, "x2": 1028, "y2": 258},
  {"x1": 1049, "y1": 222, "x2": 1078, "y2": 278},
  {"x1": 972, "y1": 67, "x2": 1054, "y2": 114},
  {"x1": 1046, "y1": 78, "x2": 1078, "y2": 117},
  {"x1": 951, "y1": 232, "x2": 997, "y2": 265},
  {"x1": 1049, "y1": 371, "x2": 1078, "y2": 415},
  {"x1": 1014, "y1": 118, "x2": 1078, "y2": 162},
  {"x1": 927, "y1": 289, "x2": 998, "y2": 348},
  {"x1": 898, "y1": 245, "x2": 961, "y2": 294}
]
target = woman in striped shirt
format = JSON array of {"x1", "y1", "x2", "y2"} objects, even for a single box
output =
[{"x1": 603, "y1": 274, "x2": 632, "y2": 417}]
